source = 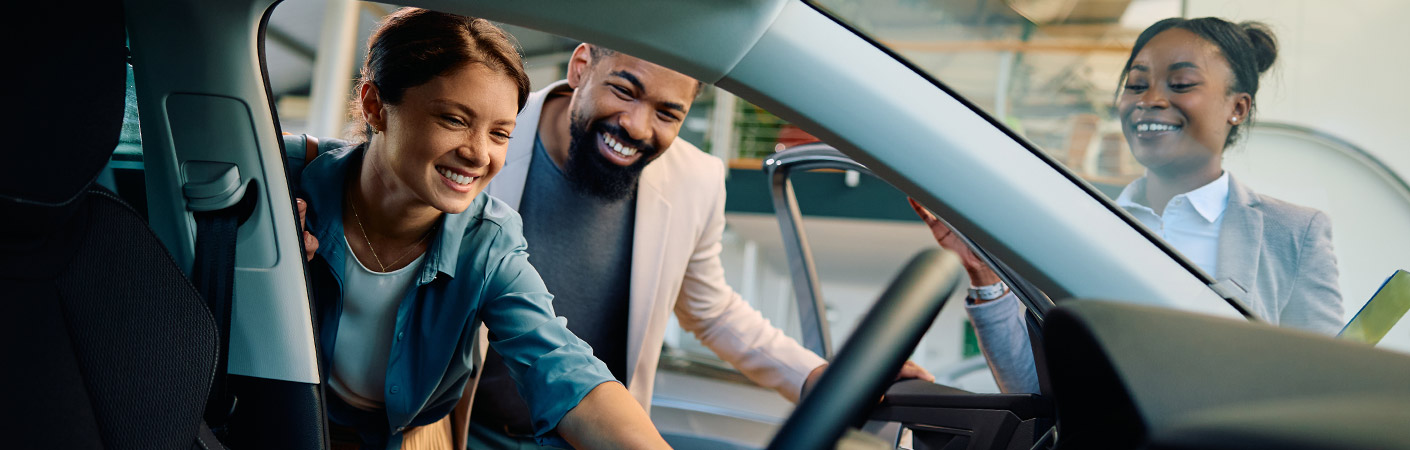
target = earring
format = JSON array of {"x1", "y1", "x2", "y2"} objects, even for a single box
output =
[{"x1": 1230, "y1": 116, "x2": 1240, "y2": 124}]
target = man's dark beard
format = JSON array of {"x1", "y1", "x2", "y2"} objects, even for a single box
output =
[{"x1": 563, "y1": 113, "x2": 657, "y2": 201}]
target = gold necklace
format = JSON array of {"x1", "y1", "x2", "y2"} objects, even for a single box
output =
[{"x1": 347, "y1": 195, "x2": 434, "y2": 272}]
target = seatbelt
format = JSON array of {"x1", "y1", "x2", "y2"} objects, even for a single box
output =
[{"x1": 183, "y1": 162, "x2": 256, "y2": 434}]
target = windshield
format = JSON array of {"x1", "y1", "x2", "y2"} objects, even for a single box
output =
[{"x1": 811, "y1": 0, "x2": 1410, "y2": 351}]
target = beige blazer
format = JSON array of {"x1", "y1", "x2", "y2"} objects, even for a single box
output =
[{"x1": 451, "y1": 80, "x2": 826, "y2": 445}]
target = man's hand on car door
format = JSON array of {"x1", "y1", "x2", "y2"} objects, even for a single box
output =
[{"x1": 801, "y1": 360, "x2": 935, "y2": 401}]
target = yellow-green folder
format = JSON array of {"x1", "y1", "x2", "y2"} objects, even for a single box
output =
[{"x1": 1339, "y1": 270, "x2": 1410, "y2": 345}]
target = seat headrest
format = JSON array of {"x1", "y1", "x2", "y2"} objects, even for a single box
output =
[{"x1": 3, "y1": 2, "x2": 128, "y2": 208}]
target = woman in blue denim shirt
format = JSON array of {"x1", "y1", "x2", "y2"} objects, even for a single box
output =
[{"x1": 291, "y1": 8, "x2": 667, "y2": 450}]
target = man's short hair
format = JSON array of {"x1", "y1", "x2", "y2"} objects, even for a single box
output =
[{"x1": 585, "y1": 44, "x2": 707, "y2": 98}]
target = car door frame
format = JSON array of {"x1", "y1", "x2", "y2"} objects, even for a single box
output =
[{"x1": 124, "y1": 0, "x2": 326, "y2": 447}]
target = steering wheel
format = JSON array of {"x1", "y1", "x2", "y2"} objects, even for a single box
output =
[{"x1": 767, "y1": 248, "x2": 965, "y2": 450}]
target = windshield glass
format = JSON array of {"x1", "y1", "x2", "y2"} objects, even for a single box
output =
[{"x1": 811, "y1": 0, "x2": 1410, "y2": 351}]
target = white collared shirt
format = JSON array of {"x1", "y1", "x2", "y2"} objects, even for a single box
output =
[{"x1": 1115, "y1": 172, "x2": 1231, "y2": 276}]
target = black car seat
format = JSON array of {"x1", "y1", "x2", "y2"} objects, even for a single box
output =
[{"x1": 0, "y1": 3, "x2": 224, "y2": 449}]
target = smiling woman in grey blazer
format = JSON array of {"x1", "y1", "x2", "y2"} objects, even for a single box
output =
[{"x1": 909, "y1": 17, "x2": 1342, "y2": 394}]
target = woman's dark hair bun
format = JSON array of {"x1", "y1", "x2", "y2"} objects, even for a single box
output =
[{"x1": 1242, "y1": 21, "x2": 1279, "y2": 74}]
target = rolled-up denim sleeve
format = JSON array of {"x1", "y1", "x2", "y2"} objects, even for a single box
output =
[
  {"x1": 966, "y1": 292, "x2": 1040, "y2": 394},
  {"x1": 479, "y1": 240, "x2": 618, "y2": 440}
]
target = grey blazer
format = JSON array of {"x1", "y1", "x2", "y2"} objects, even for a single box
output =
[
  {"x1": 1214, "y1": 175, "x2": 1342, "y2": 334},
  {"x1": 969, "y1": 174, "x2": 1343, "y2": 393}
]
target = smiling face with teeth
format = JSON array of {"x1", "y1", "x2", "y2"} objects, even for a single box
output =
[
  {"x1": 361, "y1": 62, "x2": 519, "y2": 215},
  {"x1": 551, "y1": 44, "x2": 699, "y2": 200},
  {"x1": 1118, "y1": 28, "x2": 1251, "y2": 179}
]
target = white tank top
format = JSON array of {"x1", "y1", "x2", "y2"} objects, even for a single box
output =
[{"x1": 327, "y1": 235, "x2": 424, "y2": 411}]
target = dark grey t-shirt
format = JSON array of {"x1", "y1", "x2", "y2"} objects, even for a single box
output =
[{"x1": 471, "y1": 134, "x2": 636, "y2": 434}]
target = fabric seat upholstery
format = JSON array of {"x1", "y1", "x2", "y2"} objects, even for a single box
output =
[
  {"x1": 4, "y1": 187, "x2": 222, "y2": 450},
  {"x1": 1, "y1": 2, "x2": 223, "y2": 449}
]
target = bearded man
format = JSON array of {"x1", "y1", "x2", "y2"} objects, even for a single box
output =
[{"x1": 429, "y1": 43, "x2": 932, "y2": 448}]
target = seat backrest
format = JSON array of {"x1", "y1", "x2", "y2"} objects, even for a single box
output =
[
  {"x1": 3, "y1": 187, "x2": 222, "y2": 450},
  {"x1": 0, "y1": 3, "x2": 222, "y2": 449}
]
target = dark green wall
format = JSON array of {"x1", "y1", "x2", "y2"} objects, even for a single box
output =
[
  {"x1": 724, "y1": 168, "x2": 922, "y2": 222},
  {"x1": 724, "y1": 168, "x2": 1125, "y2": 221}
]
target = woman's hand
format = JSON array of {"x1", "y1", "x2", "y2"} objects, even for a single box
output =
[
  {"x1": 297, "y1": 198, "x2": 319, "y2": 262},
  {"x1": 907, "y1": 198, "x2": 1000, "y2": 286},
  {"x1": 558, "y1": 382, "x2": 670, "y2": 449}
]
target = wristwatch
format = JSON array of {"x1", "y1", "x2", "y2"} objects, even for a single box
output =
[{"x1": 968, "y1": 280, "x2": 1008, "y2": 302}]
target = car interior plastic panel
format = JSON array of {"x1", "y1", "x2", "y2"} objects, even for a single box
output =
[
  {"x1": 1043, "y1": 300, "x2": 1410, "y2": 450},
  {"x1": 1026, "y1": 311, "x2": 1055, "y2": 397},
  {"x1": 125, "y1": 0, "x2": 320, "y2": 384},
  {"x1": 124, "y1": 0, "x2": 327, "y2": 447},
  {"x1": 875, "y1": 380, "x2": 1053, "y2": 450}
]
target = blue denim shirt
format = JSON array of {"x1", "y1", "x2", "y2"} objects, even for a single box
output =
[{"x1": 291, "y1": 143, "x2": 617, "y2": 449}]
